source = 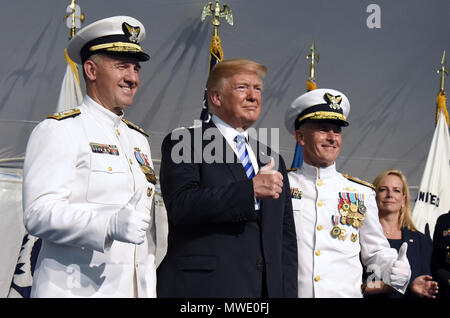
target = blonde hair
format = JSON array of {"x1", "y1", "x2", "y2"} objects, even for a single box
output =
[
  {"x1": 372, "y1": 169, "x2": 417, "y2": 231},
  {"x1": 206, "y1": 58, "x2": 267, "y2": 92}
]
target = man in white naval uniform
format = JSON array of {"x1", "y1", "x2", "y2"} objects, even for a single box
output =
[
  {"x1": 284, "y1": 88, "x2": 411, "y2": 298},
  {"x1": 22, "y1": 16, "x2": 157, "y2": 297}
]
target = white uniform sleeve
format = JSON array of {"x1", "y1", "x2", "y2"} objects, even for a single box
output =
[
  {"x1": 23, "y1": 119, "x2": 112, "y2": 252},
  {"x1": 359, "y1": 189, "x2": 408, "y2": 293}
]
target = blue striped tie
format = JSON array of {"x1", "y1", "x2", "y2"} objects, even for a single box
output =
[{"x1": 235, "y1": 134, "x2": 255, "y2": 179}]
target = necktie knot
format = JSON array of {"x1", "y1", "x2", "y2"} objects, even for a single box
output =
[{"x1": 235, "y1": 134, "x2": 246, "y2": 145}]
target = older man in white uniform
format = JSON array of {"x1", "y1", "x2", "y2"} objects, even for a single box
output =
[
  {"x1": 23, "y1": 16, "x2": 157, "y2": 297},
  {"x1": 285, "y1": 88, "x2": 411, "y2": 298}
]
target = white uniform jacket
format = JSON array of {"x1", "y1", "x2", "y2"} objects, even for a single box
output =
[
  {"x1": 23, "y1": 96, "x2": 157, "y2": 297},
  {"x1": 288, "y1": 162, "x2": 402, "y2": 298}
]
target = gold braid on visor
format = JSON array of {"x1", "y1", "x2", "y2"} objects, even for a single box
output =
[
  {"x1": 298, "y1": 111, "x2": 347, "y2": 123},
  {"x1": 89, "y1": 42, "x2": 143, "y2": 53}
]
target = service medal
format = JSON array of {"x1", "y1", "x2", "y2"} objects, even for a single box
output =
[
  {"x1": 350, "y1": 203, "x2": 358, "y2": 213},
  {"x1": 331, "y1": 226, "x2": 341, "y2": 237},
  {"x1": 358, "y1": 204, "x2": 367, "y2": 214},
  {"x1": 331, "y1": 215, "x2": 341, "y2": 237},
  {"x1": 134, "y1": 148, "x2": 156, "y2": 184},
  {"x1": 338, "y1": 228, "x2": 347, "y2": 241},
  {"x1": 351, "y1": 233, "x2": 358, "y2": 242}
]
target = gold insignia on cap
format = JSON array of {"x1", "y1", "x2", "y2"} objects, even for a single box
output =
[
  {"x1": 324, "y1": 93, "x2": 342, "y2": 110},
  {"x1": 123, "y1": 22, "x2": 140, "y2": 43}
]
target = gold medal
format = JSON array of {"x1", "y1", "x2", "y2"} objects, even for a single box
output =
[
  {"x1": 353, "y1": 219, "x2": 361, "y2": 228},
  {"x1": 331, "y1": 226, "x2": 341, "y2": 237},
  {"x1": 350, "y1": 203, "x2": 358, "y2": 213},
  {"x1": 342, "y1": 203, "x2": 350, "y2": 211}
]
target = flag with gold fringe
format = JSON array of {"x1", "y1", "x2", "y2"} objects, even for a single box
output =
[
  {"x1": 56, "y1": 48, "x2": 83, "y2": 112},
  {"x1": 412, "y1": 58, "x2": 450, "y2": 238},
  {"x1": 200, "y1": 1, "x2": 232, "y2": 122},
  {"x1": 200, "y1": 32, "x2": 223, "y2": 121}
]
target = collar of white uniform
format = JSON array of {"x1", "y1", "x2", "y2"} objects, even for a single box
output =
[
  {"x1": 301, "y1": 161, "x2": 337, "y2": 180},
  {"x1": 83, "y1": 95, "x2": 124, "y2": 128},
  {"x1": 212, "y1": 114, "x2": 250, "y2": 144}
]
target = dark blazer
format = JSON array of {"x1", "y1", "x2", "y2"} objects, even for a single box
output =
[
  {"x1": 431, "y1": 212, "x2": 450, "y2": 298},
  {"x1": 364, "y1": 226, "x2": 433, "y2": 298},
  {"x1": 157, "y1": 120, "x2": 298, "y2": 298}
]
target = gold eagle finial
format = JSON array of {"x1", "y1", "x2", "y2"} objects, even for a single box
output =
[{"x1": 201, "y1": 1, "x2": 233, "y2": 27}]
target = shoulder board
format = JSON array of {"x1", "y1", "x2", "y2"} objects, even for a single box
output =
[
  {"x1": 287, "y1": 168, "x2": 298, "y2": 172},
  {"x1": 46, "y1": 108, "x2": 81, "y2": 120},
  {"x1": 343, "y1": 174, "x2": 375, "y2": 190},
  {"x1": 122, "y1": 118, "x2": 149, "y2": 137}
]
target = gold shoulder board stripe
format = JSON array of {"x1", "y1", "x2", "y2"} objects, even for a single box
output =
[
  {"x1": 287, "y1": 168, "x2": 298, "y2": 172},
  {"x1": 122, "y1": 118, "x2": 149, "y2": 137},
  {"x1": 343, "y1": 174, "x2": 375, "y2": 190},
  {"x1": 46, "y1": 108, "x2": 81, "y2": 120}
]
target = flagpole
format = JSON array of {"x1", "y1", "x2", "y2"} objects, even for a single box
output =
[
  {"x1": 63, "y1": 0, "x2": 85, "y2": 40},
  {"x1": 306, "y1": 40, "x2": 319, "y2": 92},
  {"x1": 56, "y1": 1, "x2": 85, "y2": 113},
  {"x1": 199, "y1": 1, "x2": 233, "y2": 122},
  {"x1": 436, "y1": 50, "x2": 449, "y2": 126},
  {"x1": 290, "y1": 41, "x2": 320, "y2": 169}
]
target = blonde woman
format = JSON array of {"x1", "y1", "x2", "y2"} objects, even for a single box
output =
[{"x1": 364, "y1": 169, "x2": 439, "y2": 298}]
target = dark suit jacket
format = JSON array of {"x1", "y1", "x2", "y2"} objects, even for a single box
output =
[
  {"x1": 157, "y1": 121, "x2": 298, "y2": 298},
  {"x1": 431, "y1": 212, "x2": 450, "y2": 298}
]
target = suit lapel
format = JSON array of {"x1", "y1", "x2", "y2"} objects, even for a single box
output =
[{"x1": 202, "y1": 120, "x2": 247, "y2": 181}]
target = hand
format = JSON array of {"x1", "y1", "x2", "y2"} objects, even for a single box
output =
[
  {"x1": 411, "y1": 275, "x2": 439, "y2": 298},
  {"x1": 252, "y1": 157, "x2": 283, "y2": 199},
  {"x1": 389, "y1": 242, "x2": 411, "y2": 289},
  {"x1": 107, "y1": 189, "x2": 150, "y2": 245}
]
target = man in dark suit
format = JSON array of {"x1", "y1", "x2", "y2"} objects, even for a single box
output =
[
  {"x1": 157, "y1": 59, "x2": 298, "y2": 298},
  {"x1": 431, "y1": 211, "x2": 450, "y2": 298}
]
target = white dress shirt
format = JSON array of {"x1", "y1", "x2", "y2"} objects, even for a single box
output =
[{"x1": 212, "y1": 115, "x2": 259, "y2": 209}]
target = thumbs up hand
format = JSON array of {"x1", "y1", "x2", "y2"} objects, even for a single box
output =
[
  {"x1": 107, "y1": 189, "x2": 151, "y2": 245},
  {"x1": 389, "y1": 242, "x2": 411, "y2": 289},
  {"x1": 252, "y1": 157, "x2": 283, "y2": 199}
]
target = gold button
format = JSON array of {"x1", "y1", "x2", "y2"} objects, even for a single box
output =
[
  {"x1": 135, "y1": 262, "x2": 139, "y2": 268},
  {"x1": 108, "y1": 166, "x2": 112, "y2": 172},
  {"x1": 314, "y1": 276, "x2": 320, "y2": 282},
  {"x1": 129, "y1": 159, "x2": 133, "y2": 165},
  {"x1": 318, "y1": 201, "x2": 323, "y2": 207},
  {"x1": 317, "y1": 225, "x2": 323, "y2": 231},
  {"x1": 317, "y1": 180, "x2": 323, "y2": 186},
  {"x1": 116, "y1": 129, "x2": 120, "y2": 136},
  {"x1": 315, "y1": 250, "x2": 321, "y2": 256},
  {"x1": 147, "y1": 187, "x2": 153, "y2": 197}
]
